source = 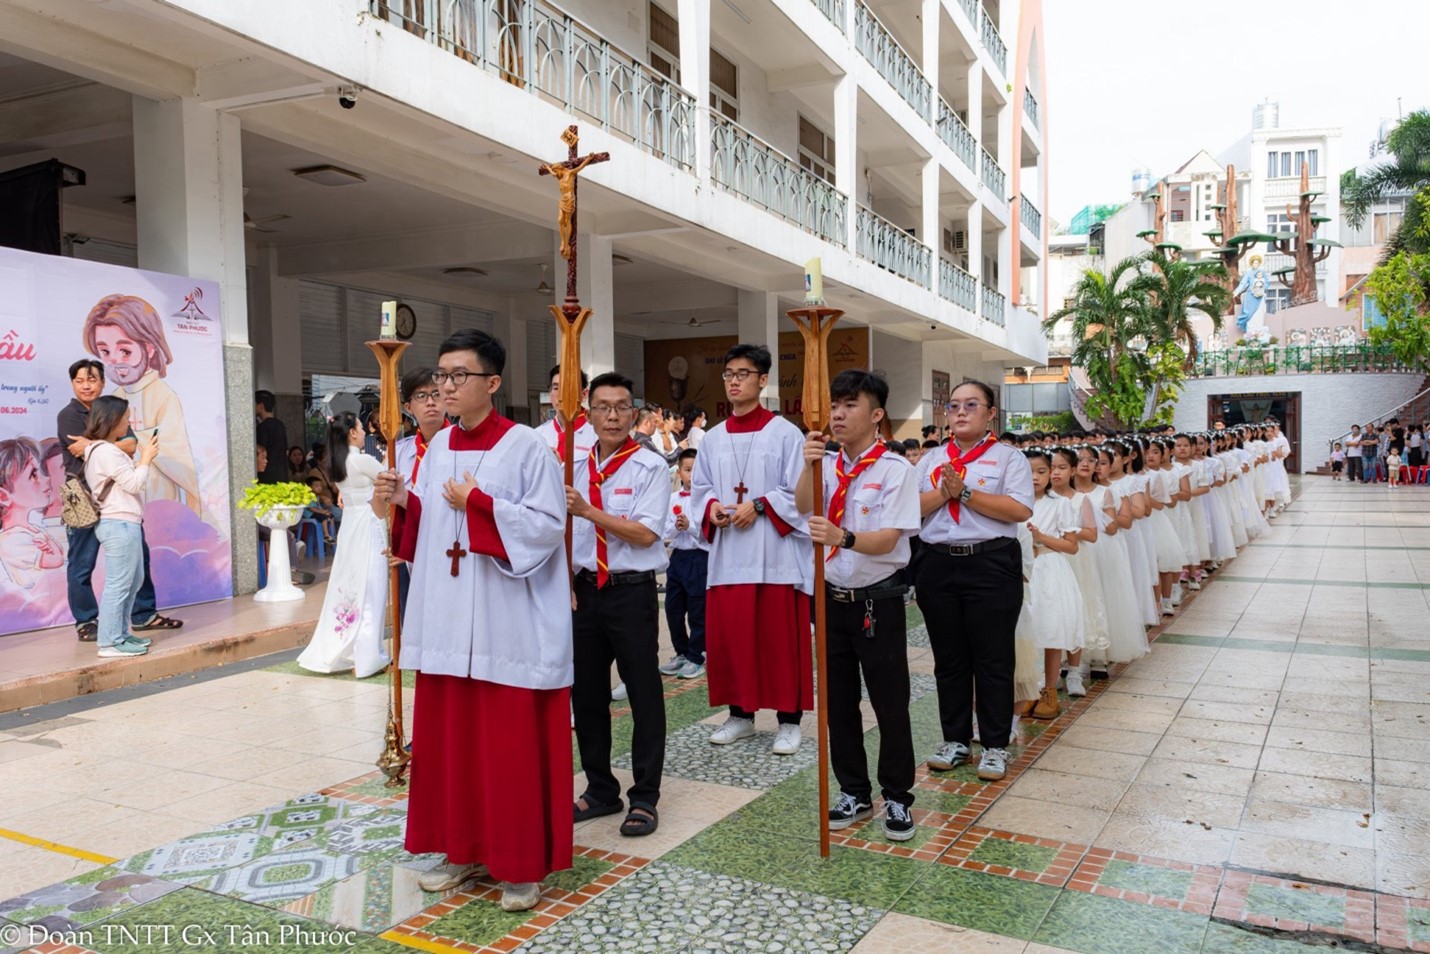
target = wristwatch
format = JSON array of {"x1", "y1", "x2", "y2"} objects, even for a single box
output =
[
  {"x1": 840, "y1": 529, "x2": 857, "y2": 549},
  {"x1": 752, "y1": 499, "x2": 767, "y2": 516},
  {"x1": 958, "y1": 486, "x2": 973, "y2": 504}
]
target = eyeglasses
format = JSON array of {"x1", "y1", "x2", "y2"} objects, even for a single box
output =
[
  {"x1": 945, "y1": 400, "x2": 989, "y2": 416},
  {"x1": 721, "y1": 369, "x2": 759, "y2": 382},
  {"x1": 433, "y1": 370, "x2": 497, "y2": 387},
  {"x1": 590, "y1": 404, "x2": 634, "y2": 417},
  {"x1": 408, "y1": 390, "x2": 441, "y2": 405}
]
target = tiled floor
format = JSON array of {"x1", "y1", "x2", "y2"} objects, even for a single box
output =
[{"x1": 3, "y1": 477, "x2": 1430, "y2": 952}]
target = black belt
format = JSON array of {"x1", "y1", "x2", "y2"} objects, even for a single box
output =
[
  {"x1": 826, "y1": 574, "x2": 908, "y2": 603},
  {"x1": 926, "y1": 536, "x2": 1016, "y2": 557},
  {"x1": 576, "y1": 569, "x2": 656, "y2": 587}
]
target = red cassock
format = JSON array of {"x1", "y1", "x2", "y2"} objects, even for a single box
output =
[
  {"x1": 704, "y1": 584, "x2": 812, "y2": 713},
  {"x1": 392, "y1": 414, "x2": 573, "y2": 884}
]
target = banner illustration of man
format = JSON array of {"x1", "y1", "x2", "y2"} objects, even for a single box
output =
[{"x1": 82, "y1": 294, "x2": 204, "y2": 521}]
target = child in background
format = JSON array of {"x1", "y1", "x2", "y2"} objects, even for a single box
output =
[
  {"x1": 659, "y1": 449, "x2": 708, "y2": 679},
  {"x1": 1330, "y1": 442, "x2": 1345, "y2": 481},
  {"x1": 1386, "y1": 446, "x2": 1403, "y2": 488}
]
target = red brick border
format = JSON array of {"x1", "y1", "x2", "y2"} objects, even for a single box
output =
[
  {"x1": 1068, "y1": 848, "x2": 1222, "y2": 915},
  {"x1": 1214, "y1": 870, "x2": 1376, "y2": 945}
]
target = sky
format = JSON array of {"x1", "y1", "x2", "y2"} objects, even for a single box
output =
[{"x1": 1041, "y1": 0, "x2": 1428, "y2": 226}]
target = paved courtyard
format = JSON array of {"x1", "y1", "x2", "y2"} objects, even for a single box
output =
[{"x1": 2, "y1": 476, "x2": 1429, "y2": 953}]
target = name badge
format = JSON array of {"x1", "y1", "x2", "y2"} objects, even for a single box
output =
[
  {"x1": 613, "y1": 487, "x2": 634, "y2": 495},
  {"x1": 863, "y1": 483, "x2": 883, "y2": 491}
]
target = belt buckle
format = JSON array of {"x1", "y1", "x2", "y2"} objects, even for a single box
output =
[
  {"x1": 830, "y1": 587, "x2": 853, "y2": 603},
  {"x1": 949, "y1": 543, "x2": 973, "y2": 557}
]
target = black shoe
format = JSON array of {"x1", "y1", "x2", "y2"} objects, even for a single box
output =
[
  {"x1": 76, "y1": 621, "x2": 98, "y2": 642},
  {"x1": 827, "y1": 792, "x2": 873, "y2": 830},
  {"x1": 883, "y1": 800, "x2": 916, "y2": 842}
]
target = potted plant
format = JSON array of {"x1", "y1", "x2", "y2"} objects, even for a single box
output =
[{"x1": 238, "y1": 480, "x2": 315, "y2": 603}]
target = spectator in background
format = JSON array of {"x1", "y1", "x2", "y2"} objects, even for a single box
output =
[
  {"x1": 1329, "y1": 443, "x2": 1345, "y2": 481},
  {"x1": 1345, "y1": 425, "x2": 1363, "y2": 483},
  {"x1": 255, "y1": 390, "x2": 288, "y2": 485},
  {"x1": 683, "y1": 407, "x2": 708, "y2": 449},
  {"x1": 657, "y1": 409, "x2": 686, "y2": 460},
  {"x1": 903, "y1": 438, "x2": 923, "y2": 466},
  {"x1": 633, "y1": 406, "x2": 680, "y2": 465},
  {"x1": 1361, "y1": 425, "x2": 1380, "y2": 484},
  {"x1": 286, "y1": 445, "x2": 306, "y2": 480},
  {"x1": 306, "y1": 443, "x2": 341, "y2": 533},
  {"x1": 1407, "y1": 424, "x2": 1424, "y2": 471}
]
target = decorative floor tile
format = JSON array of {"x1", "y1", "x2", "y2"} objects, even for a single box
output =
[
  {"x1": 209, "y1": 845, "x2": 365, "y2": 905},
  {"x1": 1212, "y1": 871, "x2": 1375, "y2": 945},
  {"x1": 514, "y1": 862, "x2": 881, "y2": 953},
  {"x1": 630, "y1": 723, "x2": 818, "y2": 790},
  {"x1": 892, "y1": 862, "x2": 1060, "y2": 940},
  {"x1": 939, "y1": 828, "x2": 1084, "y2": 887},
  {"x1": 1067, "y1": 850, "x2": 1221, "y2": 915},
  {"x1": 319, "y1": 772, "x2": 409, "y2": 808},
  {"x1": 1031, "y1": 889, "x2": 1209, "y2": 954},
  {"x1": 93, "y1": 886, "x2": 371, "y2": 953},
  {"x1": 1375, "y1": 894, "x2": 1430, "y2": 952},
  {"x1": 0, "y1": 868, "x2": 181, "y2": 933},
  {"x1": 280, "y1": 860, "x2": 451, "y2": 934}
]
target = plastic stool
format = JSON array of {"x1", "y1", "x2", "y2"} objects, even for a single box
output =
[
  {"x1": 257, "y1": 535, "x2": 268, "y2": 588},
  {"x1": 298, "y1": 519, "x2": 326, "y2": 561}
]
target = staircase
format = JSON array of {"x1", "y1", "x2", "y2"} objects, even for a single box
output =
[
  {"x1": 1313, "y1": 373, "x2": 1430, "y2": 473},
  {"x1": 1066, "y1": 368, "x2": 1123, "y2": 432}
]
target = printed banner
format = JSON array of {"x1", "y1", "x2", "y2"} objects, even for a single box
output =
[{"x1": 0, "y1": 247, "x2": 232, "y2": 636}]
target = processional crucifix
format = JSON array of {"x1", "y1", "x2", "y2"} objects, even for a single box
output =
[{"x1": 538, "y1": 126, "x2": 609, "y2": 570}]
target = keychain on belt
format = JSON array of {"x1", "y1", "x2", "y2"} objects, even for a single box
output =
[{"x1": 862, "y1": 599, "x2": 876, "y2": 639}]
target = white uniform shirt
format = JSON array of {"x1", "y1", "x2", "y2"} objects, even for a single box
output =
[
  {"x1": 915, "y1": 439, "x2": 1034, "y2": 545},
  {"x1": 686, "y1": 425, "x2": 706, "y2": 449},
  {"x1": 664, "y1": 489, "x2": 709, "y2": 552},
  {"x1": 570, "y1": 445, "x2": 671, "y2": 575},
  {"x1": 819, "y1": 444, "x2": 920, "y2": 589},
  {"x1": 535, "y1": 415, "x2": 598, "y2": 460},
  {"x1": 690, "y1": 407, "x2": 812, "y2": 593}
]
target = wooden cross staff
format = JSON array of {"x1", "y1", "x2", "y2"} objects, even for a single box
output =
[
  {"x1": 787, "y1": 303, "x2": 843, "y2": 858},
  {"x1": 539, "y1": 126, "x2": 609, "y2": 571},
  {"x1": 366, "y1": 338, "x2": 412, "y2": 788}
]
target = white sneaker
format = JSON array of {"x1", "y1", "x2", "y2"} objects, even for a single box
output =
[
  {"x1": 772, "y1": 723, "x2": 802, "y2": 755},
  {"x1": 977, "y1": 747, "x2": 1009, "y2": 781},
  {"x1": 657, "y1": 655, "x2": 686, "y2": 676},
  {"x1": 1187, "y1": 578, "x2": 1202, "y2": 591},
  {"x1": 611, "y1": 683, "x2": 628, "y2": 701},
  {"x1": 1171, "y1": 585, "x2": 1184, "y2": 606},
  {"x1": 1161, "y1": 598, "x2": 1174, "y2": 617},
  {"x1": 498, "y1": 881, "x2": 541, "y2": 912},
  {"x1": 709, "y1": 715, "x2": 755, "y2": 745},
  {"x1": 676, "y1": 659, "x2": 705, "y2": 679},
  {"x1": 418, "y1": 861, "x2": 487, "y2": 893},
  {"x1": 926, "y1": 741, "x2": 971, "y2": 771},
  {"x1": 1066, "y1": 670, "x2": 1086, "y2": 697}
]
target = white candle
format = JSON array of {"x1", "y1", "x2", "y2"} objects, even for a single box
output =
[
  {"x1": 380, "y1": 300, "x2": 397, "y2": 340},
  {"x1": 804, "y1": 258, "x2": 823, "y2": 304}
]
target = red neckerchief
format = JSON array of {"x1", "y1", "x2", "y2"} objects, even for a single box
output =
[
  {"x1": 410, "y1": 428, "x2": 429, "y2": 485},
  {"x1": 932, "y1": 433, "x2": 997, "y2": 523},
  {"x1": 554, "y1": 412, "x2": 588, "y2": 463},
  {"x1": 826, "y1": 442, "x2": 886, "y2": 561},
  {"x1": 588, "y1": 438, "x2": 640, "y2": 587}
]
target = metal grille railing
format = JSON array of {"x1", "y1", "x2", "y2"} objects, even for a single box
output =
[
  {"x1": 1020, "y1": 195, "x2": 1042, "y2": 237},
  {"x1": 937, "y1": 98, "x2": 977, "y2": 172},
  {"x1": 1023, "y1": 87, "x2": 1038, "y2": 128},
  {"x1": 980, "y1": 145, "x2": 1006, "y2": 199},
  {"x1": 981, "y1": 284, "x2": 1006, "y2": 326},
  {"x1": 981, "y1": 9, "x2": 1007, "y2": 74},
  {"x1": 853, "y1": 0, "x2": 932, "y2": 120},
  {"x1": 1193, "y1": 343, "x2": 1412, "y2": 377},
  {"x1": 810, "y1": 0, "x2": 845, "y2": 31},
  {"x1": 369, "y1": 0, "x2": 696, "y2": 169},
  {"x1": 938, "y1": 259, "x2": 977, "y2": 311},
  {"x1": 856, "y1": 206, "x2": 932, "y2": 287},
  {"x1": 711, "y1": 113, "x2": 848, "y2": 246}
]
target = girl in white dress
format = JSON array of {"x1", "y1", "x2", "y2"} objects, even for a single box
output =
[
  {"x1": 1127, "y1": 440, "x2": 1163, "y2": 617},
  {"x1": 1198, "y1": 435, "x2": 1237, "y2": 564},
  {"x1": 1013, "y1": 516, "x2": 1043, "y2": 720},
  {"x1": 1175, "y1": 435, "x2": 1211, "y2": 589},
  {"x1": 1082, "y1": 446, "x2": 1147, "y2": 664},
  {"x1": 1217, "y1": 434, "x2": 1249, "y2": 550},
  {"x1": 298, "y1": 412, "x2": 391, "y2": 678},
  {"x1": 1051, "y1": 447, "x2": 1103, "y2": 697},
  {"x1": 1023, "y1": 448, "x2": 1084, "y2": 721},
  {"x1": 1145, "y1": 440, "x2": 1188, "y2": 617},
  {"x1": 1104, "y1": 443, "x2": 1158, "y2": 628}
]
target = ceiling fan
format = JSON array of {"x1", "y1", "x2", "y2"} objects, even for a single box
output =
[
  {"x1": 534, "y1": 262, "x2": 553, "y2": 295},
  {"x1": 244, "y1": 212, "x2": 290, "y2": 233}
]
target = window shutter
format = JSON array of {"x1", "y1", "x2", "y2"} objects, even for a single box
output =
[
  {"x1": 299, "y1": 282, "x2": 346, "y2": 373},
  {"x1": 616, "y1": 333, "x2": 645, "y2": 398}
]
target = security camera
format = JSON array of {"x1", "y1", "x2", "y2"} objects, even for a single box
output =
[{"x1": 338, "y1": 86, "x2": 359, "y2": 110}]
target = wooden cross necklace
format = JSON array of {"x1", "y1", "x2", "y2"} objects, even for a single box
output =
[{"x1": 446, "y1": 430, "x2": 491, "y2": 577}]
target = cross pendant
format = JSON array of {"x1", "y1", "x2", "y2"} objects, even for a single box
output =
[
  {"x1": 734, "y1": 481, "x2": 748, "y2": 505},
  {"x1": 447, "y1": 539, "x2": 467, "y2": 577}
]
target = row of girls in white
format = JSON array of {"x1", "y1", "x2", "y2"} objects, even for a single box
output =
[{"x1": 1013, "y1": 426, "x2": 1286, "y2": 720}]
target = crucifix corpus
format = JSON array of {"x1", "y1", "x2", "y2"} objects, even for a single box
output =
[
  {"x1": 787, "y1": 284, "x2": 843, "y2": 858},
  {"x1": 538, "y1": 125, "x2": 610, "y2": 571}
]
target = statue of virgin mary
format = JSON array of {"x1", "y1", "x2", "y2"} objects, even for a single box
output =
[{"x1": 1234, "y1": 255, "x2": 1270, "y2": 340}]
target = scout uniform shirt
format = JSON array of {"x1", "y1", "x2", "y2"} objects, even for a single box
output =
[
  {"x1": 819, "y1": 443, "x2": 920, "y2": 589},
  {"x1": 570, "y1": 444, "x2": 672, "y2": 576},
  {"x1": 913, "y1": 438, "x2": 1034, "y2": 545}
]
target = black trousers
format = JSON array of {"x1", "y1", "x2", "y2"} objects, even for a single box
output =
[
  {"x1": 914, "y1": 542, "x2": 1022, "y2": 750},
  {"x1": 572, "y1": 575, "x2": 665, "y2": 809},
  {"x1": 664, "y1": 548, "x2": 708, "y2": 664},
  {"x1": 827, "y1": 591, "x2": 915, "y2": 807},
  {"x1": 1346, "y1": 457, "x2": 1363, "y2": 482}
]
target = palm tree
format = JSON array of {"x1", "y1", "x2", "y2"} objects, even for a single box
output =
[
  {"x1": 1045, "y1": 255, "x2": 1155, "y2": 386},
  {"x1": 1141, "y1": 249, "x2": 1230, "y2": 366},
  {"x1": 1342, "y1": 111, "x2": 1430, "y2": 256}
]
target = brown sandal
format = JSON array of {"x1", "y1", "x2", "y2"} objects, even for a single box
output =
[{"x1": 133, "y1": 615, "x2": 184, "y2": 632}]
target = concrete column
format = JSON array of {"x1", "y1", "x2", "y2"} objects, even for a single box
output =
[
  {"x1": 965, "y1": 58, "x2": 983, "y2": 166},
  {"x1": 736, "y1": 289, "x2": 779, "y2": 409},
  {"x1": 966, "y1": 199, "x2": 984, "y2": 286},
  {"x1": 566, "y1": 232, "x2": 615, "y2": 376},
  {"x1": 132, "y1": 94, "x2": 257, "y2": 596},
  {"x1": 247, "y1": 247, "x2": 304, "y2": 444},
  {"x1": 921, "y1": 158, "x2": 939, "y2": 266},
  {"x1": 832, "y1": 74, "x2": 859, "y2": 249},
  {"x1": 677, "y1": 0, "x2": 711, "y2": 182},
  {"x1": 921, "y1": 0, "x2": 940, "y2": 104},
  {"x1": 501, "y1": 299, "x2": 528, "y2": 422}
]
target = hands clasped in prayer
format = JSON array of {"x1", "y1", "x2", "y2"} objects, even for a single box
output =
[{"x1": 708, "y1": 501, "x2": 757, "y2": 529}]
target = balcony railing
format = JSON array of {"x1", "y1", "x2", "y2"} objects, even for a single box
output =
[
  {"x1": 1266, "y1": 176, "x2": 1327, "y2": 198},
  {"x1": 980, "y1": 145, "x2": 1006, "y2": 199},
  {"x1": 981, "y1": 10, "x2": 1007, "y2": 74},
  {"x1": 711, "y1": 113, "x2": 848, "y2": 246},
  {"x1": 1020, "y1": 196, "x2": 1042, "y2": 238},
  {"x1": 938, "y1": 259, "x2": 977, "y2": 311},
  {"x1": 810, "y1": 0, "x2": 845, "y2": 31},
  {"x1": 856, "y1": 206, "x2": 932, "y2": 287},
  {"x1": 1193, "y1": 342, "x2": 1411, "y2": 377},
  {"x1": 981, "y1": 284, "x2": 1006, "y2": 326},
  {"x1": 369, "y1": 0, "x2": 696, "y2": 169},
  {"x1": 956, "y1": 0, "x2": 978, "y2": 28},
  {"x1": 936, "y1": 98, "x2": 977, "y2": 172},
  {"x1": 1023, "y1": 88, "x2": 1038, "y2": 129},
  {"x1": 853, "y1": 0, "x2": 932, "y2": 120},
  {"x1": 1263, "y1": 251, "x2": 1328, "y2": 278}
]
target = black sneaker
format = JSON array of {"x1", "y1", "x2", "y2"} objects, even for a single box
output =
[
  {"x1": 76, "y1": 621, "x2": 97, "y2": 642},
  {"x1": 827, "y1": 792, "x2": 873, "y2": 831},
  {"x1": 883, "y1": 800, "x2": 915, "y2": 842}
]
